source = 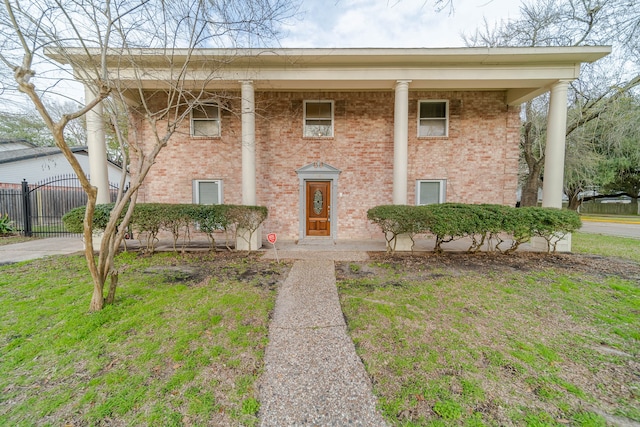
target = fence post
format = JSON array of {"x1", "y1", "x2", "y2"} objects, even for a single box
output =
[{"x1": 22, "y1": 179, "x2": 32, "y2": 237}]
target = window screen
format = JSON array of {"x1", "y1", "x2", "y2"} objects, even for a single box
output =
[
  {"x1": 417, "y1": 180, "x2": 445, "y2": 205},
  {"x1": 195, "y1": 180, "x2": 221, "y2": 205}
]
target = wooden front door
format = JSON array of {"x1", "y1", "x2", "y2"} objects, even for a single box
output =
[{"x1": 306, "y1": 181, "x2": 331, "y2": 236}]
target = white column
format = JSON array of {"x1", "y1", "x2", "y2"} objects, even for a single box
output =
[
  {"x1": 237, "y1": 81, "x2": 261, "y2": 250},
  {"x1": 393, "y1": 80, "x2": 411, "y2": 204},
  {"x1": 533, "y1": 80, "x2": 572, "y2": 252},
  {"x1": 84, "y1": 85, "x2": 110, "y2": 204},
  {"x1": 241, "y1": 80, "x2": 256, "y2": 206},
  {"x1": 541, "y1": 80, "x2": 570, "y2": 209}
]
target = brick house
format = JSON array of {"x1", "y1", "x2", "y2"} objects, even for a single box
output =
[{"x1": 59, "y1": 47, "x2": 610, "y2": 249}]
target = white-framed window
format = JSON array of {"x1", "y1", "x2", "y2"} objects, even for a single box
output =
[
  {"x1": 418, "y1": 100, "x2": 448, "y2": 137},
  {"x1": 193, "y1": 180, "x2": 223, "y2": 204},
  {"x1": 304, "y1": 100, "x2": 333, "y2": 137},
  {"x1": 191, "y1": 104, "x2": 220, "y2": 137},
  {"x1": 416, "y1": 180, "x2": 446, "y2": 205}
]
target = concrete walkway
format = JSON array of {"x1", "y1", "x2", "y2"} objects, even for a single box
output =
[
  {"x1": 0, "y1": 237, "x2": 84, "y2": 265},
  {"x1": 259, "y1": 258, "x2": 388, "y2": 426}
]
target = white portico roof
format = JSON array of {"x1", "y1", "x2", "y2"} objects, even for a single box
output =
[{"x1": 49, "y1": 46, "x2": 611, "y2": 105}]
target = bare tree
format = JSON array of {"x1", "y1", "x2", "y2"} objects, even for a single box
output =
[
  {"x1": 464, "y1": 0, "x2": 640, "y2": 208},
  {"x1": 0, "y1": 0, "x2": 295, "y2": 311}
]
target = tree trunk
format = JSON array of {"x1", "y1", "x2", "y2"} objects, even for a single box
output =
[
  {"x1": 567, "y1": 194, "x2": 582, "y2": 210},
  {"x1": 105, "y1": 272, "x2": 118, "y2": 305},
  {"x1": 521, "y1": 162, "x2": 542, "y2": 207},
  {"x1": 89, "y1": 279, "x2": 105, "y2": 311}
]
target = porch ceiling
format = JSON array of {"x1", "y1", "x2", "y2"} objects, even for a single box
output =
[{"x1": 49, "y1": 46, "x2": 611, "y2": 106}]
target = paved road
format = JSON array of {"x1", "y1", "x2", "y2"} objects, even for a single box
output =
[{"x1": 580, "y1": 221, "x2": 640, "y2": 239}]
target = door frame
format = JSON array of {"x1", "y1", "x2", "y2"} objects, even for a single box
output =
[{"x1": 296, "y1": 162, "x2": 341, "y2": 240}]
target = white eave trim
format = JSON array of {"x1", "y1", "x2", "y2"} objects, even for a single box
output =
[{"x1": 48, "y1": 45, "x2": 611, "y2": 106}]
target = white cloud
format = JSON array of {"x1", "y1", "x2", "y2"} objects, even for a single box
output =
[{"x1": 279, "y1": 0, "x2": 521, "y2": 48}]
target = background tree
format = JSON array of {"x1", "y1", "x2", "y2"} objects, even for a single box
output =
[
  {"x1": 0, "y1": 100, "x2": 85, "y2": 146},
  {"x1": 0, "y1": 0, "x2": 296, "y2": 311},
  {"x1": 596, "y1": 95, "x2": 640, "y2": 206},
  {"x1": 465, "y1": 0, "x2": 640, "y2": 209}
]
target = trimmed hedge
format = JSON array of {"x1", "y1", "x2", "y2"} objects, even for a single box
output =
[
  {"x1": 367, "y1": 203, "x2": 582, "y2": 253},
  {"x1": 62, "y1": 203, "x2": 268, "y2": 252}
]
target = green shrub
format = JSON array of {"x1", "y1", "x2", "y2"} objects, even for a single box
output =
[
  {"x1": 367, "y1": 203, "x2": 582, "y2": 254},
  {"x1": 63, "y1": 203, "x2": 269, "y2": 253},
  {"x1": 191, "y1": 204, "x2": 230, "y2": 250},
  {"x1": 0, "y1": 213, "x2": 16, "y2": 235},
  {"x1": 367, "y1": 205, "x2": 426, "y2": 252},
  {"x1": 62, "y1": 203, "x2": 117, "y2": 234},
  {"x1": 527, "y1": 207, "x2": 582, "y2": 252},
  {"x1": 422, "y1": 203, "x2": 485, "y2": 253},
  {"x1": 227, "y1": 205, "x2": 269, "y2": 251}
]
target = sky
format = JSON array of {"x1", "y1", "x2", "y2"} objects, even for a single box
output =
[
  {"x1": 277, "y1": 0, "x2": 522, "y2": 48},
  {"x1": 1, "y1": 0, "x2": 523, "y2": 112}
]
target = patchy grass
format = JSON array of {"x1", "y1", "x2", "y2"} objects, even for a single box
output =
[
  {"x1": 0, "y1": 235, "x2": 39, "y2": 246},
  {"x1": 0, "y1": 251, "x2": 289, "y2": 426},
  {"x1": 337, "y1": 253, "x2": 640, "y2": 426},
  {"x1": 572, "y1": 232, "x2": 640, "y2": 263}
]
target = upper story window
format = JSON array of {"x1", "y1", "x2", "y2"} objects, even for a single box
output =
[
  {"x1": 191, "y1": 104, "x2": 220, "y2": 137},
  {"x1": 416, "y1": 179, "x2": 446, "y2": 205},
  {"x1": 418, "y1": 100, "x2": 448, "y2": 137},
  {"x1": 304, "y1": 101, "x2": 333, "y2": 137}
]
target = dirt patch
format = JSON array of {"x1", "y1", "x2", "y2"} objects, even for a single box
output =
[
  {"x1": 338, "y1": 251, "x2": 640, "y2": 282},
  {"x1": 133, "y1": 251, "x2": 291, "y2": 290}
]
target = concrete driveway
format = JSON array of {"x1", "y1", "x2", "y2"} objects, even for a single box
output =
[
  {"x1": 0, "y1": 237, "x2": 84, "y2": 265},
  {"x1": 580, "y1": 220, "x2": 640, "y2": 239}
]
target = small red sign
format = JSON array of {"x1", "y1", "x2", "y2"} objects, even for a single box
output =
[{"x1": 267, "y1": 233, "x2": 277, "y2": 244}]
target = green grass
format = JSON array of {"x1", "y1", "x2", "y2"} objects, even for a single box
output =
[
  {"x1": 338, "y1": 252, "x2": 640, "y2": 426},
  {"x1": 572, "y1": 232, "x2": 640, "y2": 262},
  {"x1": 0, "y1": 252, "x2": 287, "y2": 426}
]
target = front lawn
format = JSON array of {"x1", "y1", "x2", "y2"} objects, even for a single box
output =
[
  {"x1": 338, "y1": 248, "x2": 640, "y2": 426},
  {"x1": 2, "y1": 233, "x2": 638, "y2": 426},
  {"x1": 0, "y1": 252, "x2": 289, "y2": 426}
]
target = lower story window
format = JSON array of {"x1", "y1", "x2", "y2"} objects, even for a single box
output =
[
  {"x1": 193, "y1": 180, "x2": 222, "y2": 204},
  {"x1": 416, "y1": 180, "x2": 446, "y2": 205}
]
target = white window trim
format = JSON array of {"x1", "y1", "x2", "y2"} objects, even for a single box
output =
[
  {"x1": 416, "y1": 179, "x2": 446, "y2": 205},
  {"x1": 190, "y1": 104, "x2": 221, "y2": 138},
  {"x1": 417, "y1": 100, "x2": 449, "y2": 138},
  {"x1": 303, "y1": 100, "x2": 334, "y2": 138},
  {"x1": 193, "y1": 179, "x2": 223, "y2": 204}
]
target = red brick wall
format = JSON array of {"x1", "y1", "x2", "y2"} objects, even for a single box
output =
[
  {"x1": 130, "y1": 90, "x2": 520, "y2": 240},
  {"x1": 0, "y1": 183, "x2": 22, "y2": 190}
]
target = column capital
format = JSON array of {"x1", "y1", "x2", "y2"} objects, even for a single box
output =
[
  {"x1": 395, "y1": 80, "x2": 412, "y2": 88},
  {"x1": 239, "y1": 80, "x2": 254, "y2": 85},
  {"x1": 548, "y1": 80, "x2": 571, "y2": 93}
]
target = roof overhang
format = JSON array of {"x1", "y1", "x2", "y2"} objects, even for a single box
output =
[{"x1": 47, "y1": 46, "x2": 611, "y2": 106}]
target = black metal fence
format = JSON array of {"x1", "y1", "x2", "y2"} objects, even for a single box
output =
[{"x1": 0, "y1": 174, "x2": 120, "y2": 237}]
